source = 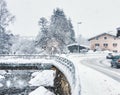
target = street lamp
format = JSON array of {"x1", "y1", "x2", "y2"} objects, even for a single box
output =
[
  {"x1": 77, "y1": 22, "x2": 82, "y2": 37},
  {"x1": 77, "y1": 22, "x2": 82, "y2": 24},
  {"x1": 77, "y1": 22, "x2": 82, "y2": 53}
]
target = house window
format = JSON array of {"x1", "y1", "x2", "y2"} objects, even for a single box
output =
[
  {"x1": 113, "y1": 50, "x2": 117, "y2": 52},
  {"x1": 103, "y1": 43, "x2": 108, "y2": 47},
  {"x1": 96, "y1": 37, "x2": 98, "y2": 40},
  {"x1": 104, "y1": 37, "x2": 107, "y2": 39},
  {"x1": 113, "y1": 43, "x2": 117, "y2": 47},
  {"x1": 95, "y1": 43, "x2": 99, "y2": 46}
]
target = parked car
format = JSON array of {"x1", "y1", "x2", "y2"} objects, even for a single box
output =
[
  {"x1": 106, "y1": 53, "x2": 113, "y2": 59},
  {"x1": 106, "y1": 52, "x2": 120, "y2": 59},
  {"x1": 110, "y1": 55, "x2": 120, "y2": 68}
]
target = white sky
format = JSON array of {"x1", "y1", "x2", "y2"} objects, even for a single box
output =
[{"x1": 6, "y1": 0, "x2": 120, "y2": 38}]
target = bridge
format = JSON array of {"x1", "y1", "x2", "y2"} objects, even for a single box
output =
[{"x1": 0, "y1": 54, "x2": 81, "y2": 95}]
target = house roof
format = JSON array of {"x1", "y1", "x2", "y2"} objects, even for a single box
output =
[
  {"x1": 67, "y1": 43, "x2": 90, "y2": 48},
  {"x1": 67, "y1": 43, "x2": 80, "y2": 46},
  {"x1": 88, "y1": 33, "x2": 118, "y2": 41}
]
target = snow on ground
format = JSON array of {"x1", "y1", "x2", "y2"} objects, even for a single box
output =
[
  {"x1": 29, "y1": 86, "x2": 55, "y2": 95},
  {"x1": 0, "y1": 75, "x2": 4, "y2": 87},
  {"x1": 29, "y1": 70, "x2": 56, "y2": 95},
  {"x1": 0, "y1": 75, "x2": 4, "y2": 79},
  {"x1": 0, "y1": 70, "x2": 6, "y2": 75},
  {"x1": 29, "y1": 70, "x2": 56, "y2": 87},
  {"x1": 31, "y1": 71, "x2": 41, "y2": 77},
  {"x1": 99, "y1": 58, "x2": 111, "y2": 66},
  {"x1": 0, "y1": 83, "x2": 3, "y2": 87},
  {"x1": 0, "y1": 58, "x2": 53, "y2": 64},
  {"x1": 67, "y1": 53, "x2": 120, "y2": 95}
]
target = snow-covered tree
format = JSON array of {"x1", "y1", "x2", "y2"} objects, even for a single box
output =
[
  {"x1": 67, "y1": 18, "x2": 75, "y2": 43},
  {"x1": 36, "y1": 8, "x2": 75, "y2": 54},
  {"x1": 0, "y1": 0, "x2": 15, "y2": 32},
  {"x1": 49, "y1": 8, "x2": 76, "y2": 53},
  {"x1": 38, "y1": 17, "x2": 48, "y2": 34},
  {"x1": 50, "y1": 9, "x2": 72, "y2": 44},
  {"x1": 0, "y1": 0, "x2": 15, "y2": 54},
  {"x1": 12, "y1": 36, "x2": 37, "y2": 54},
  {"x1": 35, "y1": 17, "x2": 49, "y2": 49},
  {"x1": 0, "y1": 31, "x2": 13, "y2": 54}
]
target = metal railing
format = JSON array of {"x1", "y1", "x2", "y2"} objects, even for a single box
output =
[{"x1": 51, "y1": 55, "x2": 81, "y2": 95}]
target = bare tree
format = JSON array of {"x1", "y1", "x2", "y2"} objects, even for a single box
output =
[
  {"x1": 0, "y1": 0, "x2": 15, "y2": 54},
  {"x1": 0, "y1": 0, "x2": 15, "y2": 32}
]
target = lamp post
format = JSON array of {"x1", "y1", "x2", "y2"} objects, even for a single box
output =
[
  {"x1": 77, "y1": 22, "x2": 82, "y2": 53},
  {"x1": 77, "y1": 22, "x2": 82, "y2": 34}
]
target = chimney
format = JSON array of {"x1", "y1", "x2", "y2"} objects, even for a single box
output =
[{"x1": 116, "y1": 27, "x2": 120, "y2": 37}]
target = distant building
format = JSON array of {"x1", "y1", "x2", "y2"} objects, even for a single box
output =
[
  {"x1": 67, "y1": 43, "x2": 89, "y2": 53},
  {"x1": 116, "y1": 27, "x2": 120, "y2": 37},
  {"x1": 88, "y1": 31, "x2": 120, "y2": 52}
]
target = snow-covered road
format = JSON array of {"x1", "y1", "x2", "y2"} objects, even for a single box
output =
[
  {"x1": 67, "y1": 53, "x2": 120, "y2": 95},
  {"x1": 81, "y1": 58, "x2": 120, "y2": 83}
]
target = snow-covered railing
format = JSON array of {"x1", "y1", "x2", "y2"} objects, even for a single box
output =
[
  {"x1": 51, "y1": 55, "x2": 81, "y2": 95},
  {"x1": 0, "y1": 54, "x2": 48, "y2": 59},
  {"x1": 0, "y1": 54, "x2": 81, "y2": 95},
  {"x1": 51, "y1": 55, "x2": 75, "y2": 84}
]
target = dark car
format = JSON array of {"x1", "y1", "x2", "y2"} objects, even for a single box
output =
[
  {"x1": 110, "y1": 55, "x2": 120, "y2": 68},
  {"x1": 106, "y1": 53, "x2": 113, "y2": 59}
]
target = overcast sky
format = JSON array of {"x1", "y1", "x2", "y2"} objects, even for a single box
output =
[{"x1": 6, "y1": 0, "x2": 120, "y2": 38}]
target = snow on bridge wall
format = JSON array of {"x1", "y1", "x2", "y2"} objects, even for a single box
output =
[
  {"x1": 0, "y1": 54, "x2": 81, "y2": 95},
  {"x1": 51, "y1": 55, "x2": 81, "y2": 95}
]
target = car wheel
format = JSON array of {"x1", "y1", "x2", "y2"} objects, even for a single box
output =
[
  {"x1": 113, "y1": 64, "x2": 118, "y2": 68},
  {"x1": 111, "y1": 64, "x2": 113, "y2": 67}
]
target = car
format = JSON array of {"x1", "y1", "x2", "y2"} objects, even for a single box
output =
[
  {"x1": 106, "y1": 53, "x2": 113, "y2": 59},
  {"x1": 110, "y1": 55, "x2": 120, "y2": 68}
]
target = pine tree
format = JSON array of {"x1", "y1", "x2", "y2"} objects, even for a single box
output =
[
  {"x1": 49, "y1": 8, "x2": 75, "y2": 53},
  {"x1": 35, "y1": 17, "x2": 49, "y2": 50},
  {"x1": 67, "y1": 18, "x2": 75, "y2": 43},
  {"x1": 36, "y1": 8, "x2": 75, "y2": 54}
]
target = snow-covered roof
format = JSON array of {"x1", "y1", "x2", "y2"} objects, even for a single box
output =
[
  {"x1": 67, "y1": 43, "x2": 90, "y2": 48},
  {"x1": 67, "y1": 43, "x2": 80, "y2": 46},
  {"x1": 88, "y1": 32, "x2": 119, "y2": 41},
  {"x1": 80, "y1": 44, "x2": 90, "y2": 48}
]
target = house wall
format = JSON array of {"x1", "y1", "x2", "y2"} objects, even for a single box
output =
[{"x1": 89, "y1": 34, "x2": 120, "y2": 52}]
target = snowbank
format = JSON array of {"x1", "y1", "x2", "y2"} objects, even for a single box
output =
[
  {"x1": 29, "y1": 70, "x2": 56, "y2": 87},
  {"x1": 31, "y1": 71, "x2": 41, "y2": 77},
  {"x1": 0, "y1": 83, "x2": 3, "y2": 87},
  {"x1": 0, "y1": 75, "x2": 4, "y2": 87},
  {"x1": 29, "y1": 86, "x2": 55, "y2": 95},
  {"x1": 0, "y1": 75, "x2": 4, "y2": 79}
]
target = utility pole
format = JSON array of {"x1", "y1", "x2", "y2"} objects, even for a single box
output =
[{"x1": 77, "y1": 22, "x2": 82, "y2": 53}]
